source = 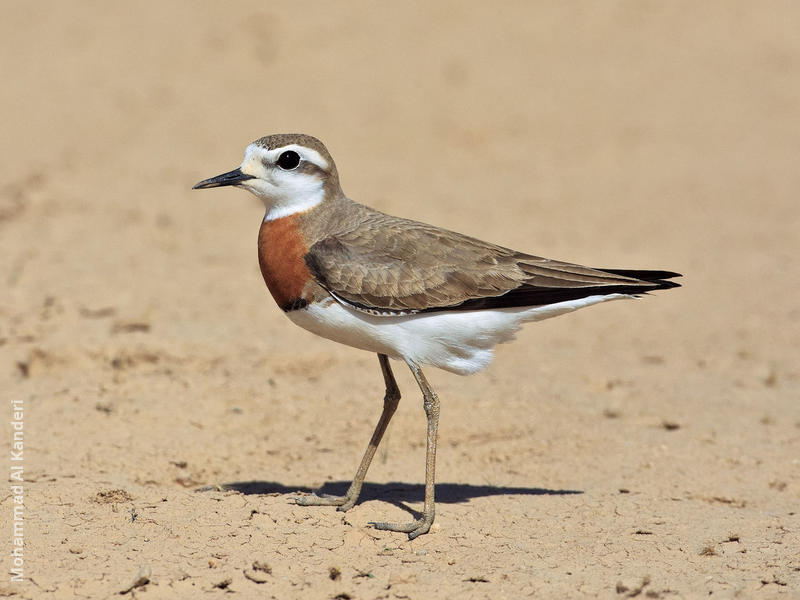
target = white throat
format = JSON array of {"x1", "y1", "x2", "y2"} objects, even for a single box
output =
[
  {"x1": 261, "y1": 184, "x2": 324, "y2": 221},
  {"x1": 237, "y1": 143, "x2": 327, "y2": 221}
]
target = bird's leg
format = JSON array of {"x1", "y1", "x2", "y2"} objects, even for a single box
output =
[
  {"x1": 370, "y1": 362, "x2": 439, "y2": 540},
  {"x1": 294, "y1": 353, "x2": 400, "y2": 511}
]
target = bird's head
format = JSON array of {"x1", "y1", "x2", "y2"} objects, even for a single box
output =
[{"x1": 193, "y1": 133, "x2": 340, "y2": 220}]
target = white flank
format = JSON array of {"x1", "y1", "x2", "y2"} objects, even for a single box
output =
[
  {"x1": 238, "y1": 143, "x2": 327, "y2": 220},
  {"x1": 288, "y1": 294, "x2": 632, "y2": 375}
]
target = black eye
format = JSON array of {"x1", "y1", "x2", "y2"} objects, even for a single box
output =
[{"x1": 277, "y1": 150, "x2": 301, "y2": 170}]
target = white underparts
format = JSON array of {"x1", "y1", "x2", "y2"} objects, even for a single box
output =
[{"x1": 287, "y1": 294, "x2": 632, "y2": 375}]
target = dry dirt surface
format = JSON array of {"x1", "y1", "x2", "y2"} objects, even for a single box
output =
[{"x1": 2, "y1": 2, "x2": 799, "y2": 599}]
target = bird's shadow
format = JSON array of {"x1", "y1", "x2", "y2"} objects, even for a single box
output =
[{"x1": 207, "y1": 480, "x2": 582, "y2": 504}]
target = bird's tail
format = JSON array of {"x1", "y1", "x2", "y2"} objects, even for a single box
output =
[{"x1": 595, "y1": 269, "x2": 682, "y2": 291}]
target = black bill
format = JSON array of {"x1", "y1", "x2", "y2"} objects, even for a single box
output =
[{"x1": 192, "y1": 168, "x2": 255, "y2": 189}]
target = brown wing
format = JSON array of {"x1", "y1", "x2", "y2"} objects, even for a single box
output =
[{"x1": 304, "y1": 212, "x2": 680, "y2": 314}]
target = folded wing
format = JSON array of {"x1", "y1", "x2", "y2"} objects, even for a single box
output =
[{"x1": 305, "y1": 213, "x2": 680, "y2": 315}]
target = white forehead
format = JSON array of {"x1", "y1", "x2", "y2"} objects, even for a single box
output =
[{"x1": 241, "y1": 143, "x2": 329, "y2": 171}]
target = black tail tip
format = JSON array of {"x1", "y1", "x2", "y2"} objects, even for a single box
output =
[{"x1": 598, "y1": 268, "x2": 682, "y2": 290}]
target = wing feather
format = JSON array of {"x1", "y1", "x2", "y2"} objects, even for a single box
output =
[{"x1": 304, "y1": 212, "x2": 680, "y2": 314}]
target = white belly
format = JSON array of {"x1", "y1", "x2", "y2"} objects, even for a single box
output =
[{"x1": 287, "y1": 294, "x2": 630, "y2": 375}]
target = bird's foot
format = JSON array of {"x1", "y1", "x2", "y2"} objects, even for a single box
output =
[
  {"x1": 292, "y1": 492, "x2": 358, "y2": 512},
  {"x1": 369, "y1": 515, "x2": 434, "y2": 540}
]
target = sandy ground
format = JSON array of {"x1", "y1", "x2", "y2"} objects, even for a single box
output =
[{"x1": 1, "y1": 2, "x2": 799, "y2": 598}]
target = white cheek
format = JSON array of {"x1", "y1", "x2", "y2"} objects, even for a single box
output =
[
  {"x1": 272, "y1": 170, "x2": 321, "y2": 197},
  {"x1": 241, "y1": 177, "x2": 276, "y2": 197},
  {"x1": 237, "y1": 143, "x2": 326, "y2": 220},
  {"x1": 239, "y1": 169, "x2": 324, "y2": 221},
  {"x1": 263, "y1": 172, "x2": 324, "y2": 220}
]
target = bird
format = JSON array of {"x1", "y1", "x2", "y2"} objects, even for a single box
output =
[{"x1": 193, "y1": 133, "x2": 681, "y2": 539}]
